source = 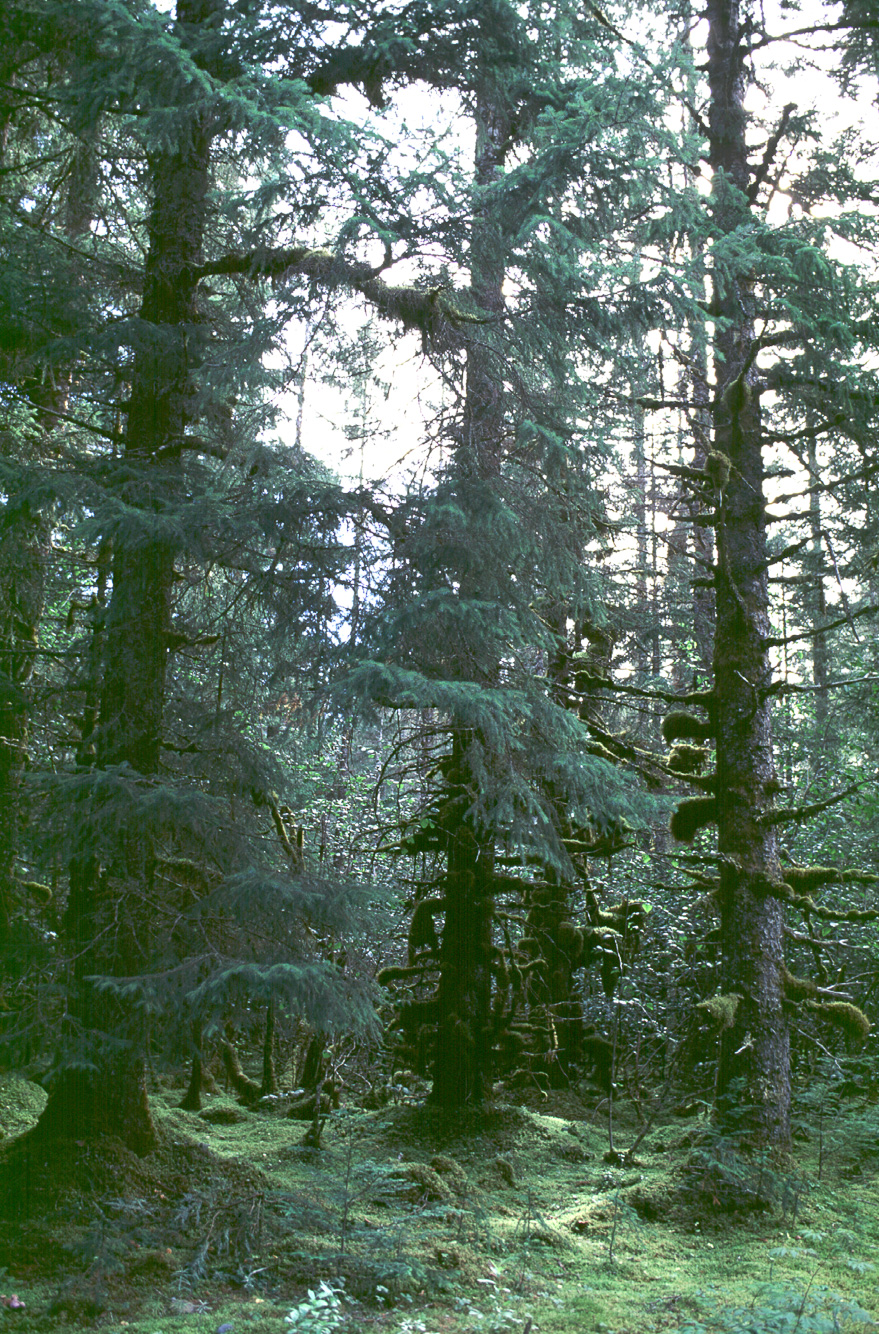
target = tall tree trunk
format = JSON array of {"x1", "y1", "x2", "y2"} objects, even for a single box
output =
[
  {"x1": 807, "y1": 436, "x2": 829, "y2": 741},
  {"x1": 0, "y1": 502, "x2": 44, "y2": 938},
  {"x1": 428, "y1": 68, "x2": 509, "y2": 1107},
  {"x1": 35, "y1": 0, "x2": 216, "y2": 1153},
  {"x1": 706, "y1": 0, "x2": 790, "y2": 1148}
]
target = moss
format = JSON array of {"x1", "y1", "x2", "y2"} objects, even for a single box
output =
[
  {"x1": 18, "y1": 878, "x2": 52, "y2": 902},
  {"x1": 393, "y1": 1162, "x2": 455, "y2": 1203},
  {"x1": 783, "y1": 866, "x2": 841, "y2": 892},
  {"x1": 842, "y1": 869, "x2": 879, "y2": 886},
  {"x1": 378, "y1": 964, "x2": 431, "y2": 985},
  {"x1": 408, "y1": 897, "x2": 444, "y2": 962},
  {"x1": 662, "y1": 712, "x2": 714, "y2": 744},
  {"x1": 557, "y1": 920, "x2": 584, "y2": 965},
  {"x1": 199, "y1": 1104, "x2": 247, "y2": 1125},
  {"x1": 670, "y1": 795, "x2": 718, "y2": 843},
  {"x1": 780, "y1": 966, "x2": 818, "y2": 1001},
  {"x1": 586, "y1": 741, "x2": 617, "y2": 763},
  {"x1": 704, "y1": 449, "x2": 732, "y2": 487},
  {"x1": 697, "y1": 992, "x2": 742, "y2": 1029},
  {"x1": 0, "y1": 1073, "x2": 47, "y2": 1138},
  {"x1": 287, "y1": 1087, "x2": 339, "y2": 1120},
  {"x1": 430, "y1": 1154, "x2": 471, "y2": 1193},
  {"x1": 807, "y1": 1000, "x2": 871, "y2": 1043},
  {"x1": 667, "y1": 743, "x2": 708, "y2": 774},
  {"x1": 765, "y1": 880, "x2": 818, "y2": 913},
  {"x1": 221, "y1": 1040, "x2": 262, "y2": 1105}
]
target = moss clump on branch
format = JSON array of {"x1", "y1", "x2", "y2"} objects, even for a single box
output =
[
  {"x1": 783, "y1": 866, "x2": 879, "y2": 892},
  {"x1": 662, "y1": 711, "x2": 715, "y2": 744},
  {"x1": 670, "y1": 795, "x2": 718, "y2": 843},
  {"x1": 783, "y1": 866, "x2": 841, "y2": 892},
  {"x1": 780, "y1": 965, "x2": 818, "y2": 1000},
  {"x1": 703, "y1": 449, "x2": 732, "y2": 488},
  {"x1": 408, "y1": 896, "x2": 444, "y2": 962},
  {"x1": 667, "y1": 743, "x2": 709, "y2": 774},
  {"x1": 377, "y1": 964, "x2": 434, "y2": 986},
  {"x1": 767, "y1": 877, "x2": 879, "y2": 923},
  {"x1": 697, "y1": 992, "x2": 742, "y2": 1029},
  {"x1": 586, "y1": 741, "x2": 617, "y2": 763},
  {"x1": 807, "y1": 1000, "x2": 871, "y2": 1043}
]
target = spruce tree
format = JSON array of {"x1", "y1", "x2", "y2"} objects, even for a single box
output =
[
  {"x1": 5, "y1": 0, "x2": 439, "y2": 1151},
  {"x1": 352, "y1": 0, "x2": 662, "y2": 1106}
]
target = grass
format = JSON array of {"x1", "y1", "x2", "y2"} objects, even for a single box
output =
[{"x1": 0, "y1": 1073, "x2": 878, "y2": 1334}]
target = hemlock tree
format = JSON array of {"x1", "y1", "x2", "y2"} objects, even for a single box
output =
[{"x1": 642, "y1": 0, "x2": 879, "y2": 1145}]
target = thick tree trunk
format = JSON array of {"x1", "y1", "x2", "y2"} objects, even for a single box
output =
[
  {"x1": 35, "y1": 0, "x2": 216, "y2": 1154},
  {"x1": 0, "y1": 502, "x2": 44, "y2": 937},
  {"x1": 706, "y1": 0, "x2": 790, "y2": 1148},
  {"x1": 429, "y1": 737, "x2": 494, "y2": 1106}
]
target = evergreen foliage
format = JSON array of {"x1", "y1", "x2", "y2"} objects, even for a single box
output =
[{"x1": 0, "y1": 0, "x2": 878, "y2": 1159}]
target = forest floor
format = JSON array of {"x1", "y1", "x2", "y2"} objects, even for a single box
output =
[{"x1": 0, "y1": 1072, "x2": 878, "y2": 1334}]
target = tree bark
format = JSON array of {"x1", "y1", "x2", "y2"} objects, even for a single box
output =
[
  {"x1": 706, "y1": 0, "x2": 790, "y2": 1148},
  {"x1": 429, "y1": 735, "x2": 494, "y2": 1106}
]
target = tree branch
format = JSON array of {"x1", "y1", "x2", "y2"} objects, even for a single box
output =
[
  {"x1": 759, "y1": 783, "x2": 862, "y2": 828},
  {"x1": 194, "y1": 247, "x2": 493, "y2": 346}
]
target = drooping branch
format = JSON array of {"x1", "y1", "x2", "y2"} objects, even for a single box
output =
[{"x1": 765, "y1": 602, "x2": 879, "y2": 648}]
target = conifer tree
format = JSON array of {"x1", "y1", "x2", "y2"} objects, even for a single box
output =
[
  {"x1": 7, "y1": 0, "x2": 450, "y2": 1151},
  {"x1": 355, "y1": 0, "x2": 662, "y2": 1105},
  {"x1": 648, "y1": 0, "x2": 879, "y2": 1145}
]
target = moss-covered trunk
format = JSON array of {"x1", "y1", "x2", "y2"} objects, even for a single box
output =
[
  {"x1": 0, "y1": 502, "x2": 44, "y2": 938},
  {"x1": 706, "y1": 0, "x2": 790, "y2": 1148}
]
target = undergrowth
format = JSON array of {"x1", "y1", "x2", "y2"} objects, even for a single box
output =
[{"x1": 0, "y1": 1077, "x2": 877, "y2": 1334}]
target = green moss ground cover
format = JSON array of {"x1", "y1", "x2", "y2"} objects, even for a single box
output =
[{"x1": 0, "y1": 1075, "x2": 877, "y2": 1334}]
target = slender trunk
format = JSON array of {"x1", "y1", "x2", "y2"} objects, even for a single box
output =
[
  {"x1": 0, "y1": 130, "x2": 97, "y2": 945},
  {"x1": 180, "y1": 1021, "x2": 204, "y2": 1111},
  {"x1": 706, "y1": 0, "x2": 790, "y2": 1147},
  {"x1": 261, "y1": 1001, "x2": 277, "y2": 1097},
  {"x1": 683, "y1": 0, "x2": 715, "y2": 677},
  {"x1": 0, "y1": 503, "x2": 44, "y2": 937}
]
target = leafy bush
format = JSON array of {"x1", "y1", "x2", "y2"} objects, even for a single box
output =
[
  {"x1": 674, "y1": 1283, "x2": 875, "y2": 1334},
  {"x1": 286, "y1": 1278, "x2": 346, "y2": 1332}
]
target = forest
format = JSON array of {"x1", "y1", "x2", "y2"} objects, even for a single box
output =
[{"x1": 2, "y1": 0, "x2": 879, "y2": 1330}]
